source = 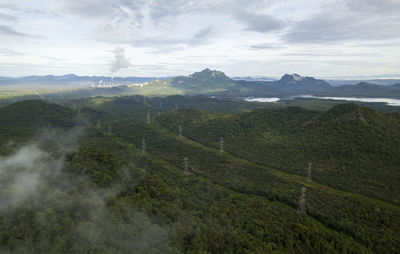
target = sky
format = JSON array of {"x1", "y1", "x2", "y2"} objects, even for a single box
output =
[{"x1": 0, "y1": 0, "x2": 399, "y2": 78}]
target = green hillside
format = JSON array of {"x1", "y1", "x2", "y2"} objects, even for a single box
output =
[
  {"x1": 157, "y1": 104, "x2": 400, "y2": 205},
  {"x1": 0, "y1": 100, "x2": 77, "y2": 142},
  {"x1": 0, "y1": 97, "x2": 399, "y2": 253}
]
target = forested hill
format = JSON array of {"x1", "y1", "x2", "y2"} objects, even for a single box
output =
[
  {"x1": 157, "y1": 103, "x2": 400, "y2": 205},
  {"x1": 1, "y1": 97, "x2": 400, "y2": 253},
  {"x1": 163, "y1": 69, "x2": 400, "y2": 98}
]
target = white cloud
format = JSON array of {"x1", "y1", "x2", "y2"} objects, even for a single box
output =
[
  {"x1": 109, "y1": 47, "x2": 131, "y2": 73},
  {"x1": 0, "y1": 0, "x2": 399, "y2": 78}
]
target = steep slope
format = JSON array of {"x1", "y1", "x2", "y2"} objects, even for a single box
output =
[
  {"x1": 0, "y1": 99, "x2": 376, "y2": 253},
  {"x1": 116, "y1": 105, "x2": 400, "y2": 253},
  {"x1": 157, "y1": 104, "x2": 400, "y2": 206},
  {"x1": 0, "y1": 100, "x2": 77, "y2": 142}
]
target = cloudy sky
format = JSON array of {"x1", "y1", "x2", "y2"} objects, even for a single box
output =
[{"x1": 0, "y1": 0, "x2": 399, "y2": 78}]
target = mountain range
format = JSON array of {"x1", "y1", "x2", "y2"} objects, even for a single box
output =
[
  {"x1": 2, "y1": 69, "x2": 400, "y2": 98},
  {"x1": 171, "y1": 69, "x2": 400, "y2": 98}
]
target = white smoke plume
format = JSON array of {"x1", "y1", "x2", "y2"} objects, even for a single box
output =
[{"x1": 109, "y1": 47, "x2": 131, "y2": 73}]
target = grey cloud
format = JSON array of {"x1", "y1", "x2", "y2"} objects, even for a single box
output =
[
  {"x1": 0, "y1": 3, "x2": 47, "y2": 16},
  {"x1": 187, "y1": 26, "x2": 214, "y2": 46},
  {"x1": 149, "y1": 0, "x2": 195, "y2": 20},
  {"x1": 109, "y1": 47, "x2": 131, "y2": 73},
  {"x1": 345, "y1": 0, "x2": 400, "y2": 15},
  {"x1": 0, "y1": 12, "x2": 17, "y2": 20},
  {"x1": 0, "y1": 48, "x2": 24, "y2": 56},
  {"x1": 283, "y1": 1, "x2": 400, "y2": 43},
  {"x1": 250, "y1": 43, "x2": 286, "y2": 50},
  {"x1": 0, "y1": 3, "x2": 20, "y2": 12},
  {"x1": 41, "y1": 56, "x2": 69, "y2": 62},
  {"x1": 0, "y1": 24, "x2": 42, "y2": 38},
  {"x1": 128, "y1": 26, "x2": 216, "y2": 49},
  {"x1": 235, "y1": 10, "x2": 284, "y2": 33},
  {"x1": 148, "y1": 0, "x2": 281, "y2": 21},
  {"x1": 51, "y1": 0, "x2": 145, "y2": 23},
  {"x1": 51, "y1": 0, "x2": 124, "y2": 17},
  {"x1": 0, "y1": 24, "x2": 28, "y2": 36},
  {"x1": 284, "y1": 13, "x2": 400, "y2": 43},
  {"x1": 148, "y1": 0, "x2": 221, "y2": 21},
  {"x1": 51, "y1": 0, "x2": 282, "y2": 46}
]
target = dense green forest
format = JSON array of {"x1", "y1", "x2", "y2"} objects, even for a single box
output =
[{"x1": 0, "y1": 96, "x2": 399, "y2": 253}]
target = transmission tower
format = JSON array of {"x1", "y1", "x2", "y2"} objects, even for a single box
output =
[
  {"x1": 307, "y1": 162, "x2": 312, "y2": 182},
  {"x1": 179, "y1": 125, "x2": 182, "y2": 137},
  {"x1": 183, "y1": 157, "x2": 188, "y2": 174},
  {"x1": 141, "y1": 139, "x2": 146, "y2": 155},
  {"x1": 219, "y1": 137, "x2": 225, "y2": 153},
  {"x1": 298, "y1": 187, "x2": 307, "y2": 214},
  {"x1": 147, "y1": 112, "x2": 151, "y2": 124},
  {"x1": 160, "y1": 101, "x2": 162, "y2": 108},
  {"x1": 175, "y1": 103, "x2": 178, "y2": 109},
  {"x1": 108, "y1": 124, "x2": 112, "y2": 133}
]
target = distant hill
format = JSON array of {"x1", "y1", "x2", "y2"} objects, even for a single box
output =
[
  {"x1": 0, "y1": 74, "x2": 160, "y2": 85},
  {"x1": 172, "y1": 69, "x2": 231, "y2": 84},
  {"x1": 2, "y1": 69, "x2": 400, "y2": 99},
  {"x1": 327, "y1": 79, "x2": 400, "y2": 86},
  {"x1": 278, "y1": 73, "x2": 330, "y2": 87},
  {"x1": 171, "y1": 69, "x2": 236, "y2": 94},
  {"x1": 227, "y1": 73, "x2": 400, "y2": 98}
]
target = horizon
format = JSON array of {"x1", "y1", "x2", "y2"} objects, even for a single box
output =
[
  {"x1": 0, "y1": 1, "x2": 399, "y2": 78},
  {"x1": 2, "y1": 69, "x2": 400, "y2": 81}
]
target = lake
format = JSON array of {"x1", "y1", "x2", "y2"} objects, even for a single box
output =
[{"x1": 244, "y1": 96, "x2": 400, "y2": 106}]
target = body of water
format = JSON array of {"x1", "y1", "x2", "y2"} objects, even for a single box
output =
[
  {"x1": 244, "y1": 96, "x2": 400, "y2": 106},
  {"x1": 244, "y1": 97, "x2": 280, "y2": 103}
]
